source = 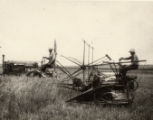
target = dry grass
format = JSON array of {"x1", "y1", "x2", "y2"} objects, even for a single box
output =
[{"x1": 0, "y1": 72, "x2": 153, "y2": 120}]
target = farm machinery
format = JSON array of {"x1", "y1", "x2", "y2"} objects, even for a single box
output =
[
  {"x1": 26, "y1": 58, "x2": 57, "y2": 78},
  {"x1": 2, "y1": 54, "x2": 38, "y2": 75},
  {"x1": 1, "y1": 40, "x2": 146, "y2": 105},
  {"x1": 64, "y1": 62, "x2": 139, "y2": 105},
  {"x1": 56, "y1": 40, "x2": 146, "y2": 105},
  {"x1": 26, "y1": 40, "x2": 57, "y2": 78},
  {"x1": 1, "y1": 41, "x2": 57, "y2": 78}
]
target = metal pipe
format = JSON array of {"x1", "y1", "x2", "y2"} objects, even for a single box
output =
[
  {"x1": 91, "y1": 46, "x2": 94, "y2": 64},
  {"x1": 2, "y1": 54, "x2": 5, "y2": 74},
  {"x1": 88, "y1": 44, "x2": 90, "y2": 78},
  {"x1": 83, "y1": 40, "x2": 86, "y2": 82}
]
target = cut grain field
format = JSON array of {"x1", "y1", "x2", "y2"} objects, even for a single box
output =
[{"x1": 0, "y1": 71, "x2": 153, "y2": 120}]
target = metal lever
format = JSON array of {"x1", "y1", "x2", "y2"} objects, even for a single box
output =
[{"x1": 105, "y1": 54, "x2": 112, "y2": 61}]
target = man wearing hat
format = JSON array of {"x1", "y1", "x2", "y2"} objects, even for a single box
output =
[
  {"x1": 41, "y1": 48, "x2": 55, "y2": 72},
  {"x1": 119, "y1": 48, "x2": 139, "y2": 76}
]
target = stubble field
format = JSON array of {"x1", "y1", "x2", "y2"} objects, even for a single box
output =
[{"x1": 0, "y1": 70, "x2": 153, "y2": 120}]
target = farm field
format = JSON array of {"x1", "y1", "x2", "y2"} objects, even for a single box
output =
[
  {"x1": 1, "y1": 1, "x2": 153, "y2": 120},
  {"x1": 0, "y1": 70, "x2": 153, "y2": 120}
]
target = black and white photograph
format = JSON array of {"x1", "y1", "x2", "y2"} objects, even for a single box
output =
[{"x1": 0, "y1": 0, "x2": 153, "y2": 120}]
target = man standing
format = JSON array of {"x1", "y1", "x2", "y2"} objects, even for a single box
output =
[
  {"x1": 41, "y1": 48, "x2": 55, "y2": 72},
  {"x1": 119, "y1": 49, "x2": 139, "y2": 76}
]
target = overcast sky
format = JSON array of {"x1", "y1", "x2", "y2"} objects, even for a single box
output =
[{"x1": 0, "y1": 0, "x2": 153, "y2": 65}]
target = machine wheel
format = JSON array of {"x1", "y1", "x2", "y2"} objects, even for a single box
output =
[
  {"x1": 128, "y1": 80, "x2": 139, "y2": 91},
  {"x1": 126, "y1": 82, "x2": 135, "y2": 104},
  {"x1": 26, "y1": 70, "x2": 42, "y2": 77}
]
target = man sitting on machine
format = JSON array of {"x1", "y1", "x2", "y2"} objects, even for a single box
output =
[
  {"x1": 41, "y1": 48, "x2": 55, "y2": 72},
  {"x1": 119, "y1": 48, "x2": 139, "y2": 77}
]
